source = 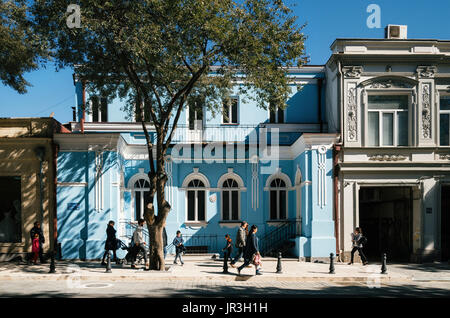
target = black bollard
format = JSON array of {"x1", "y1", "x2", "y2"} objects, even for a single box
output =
[
  {"x1": 105, "y1": 251, "x2": 112, "y2": 273},
  {"x1": 276, "y1": 252, "x2": 283, "y2": 274},
  {"x1": 329, "y1": 253, "x2": 335, "y2": 274},
  {"x1": 381, "y1": 253, "x2": 387, "y2": 274},
  {"x1": 222, "y1": 252, "x2": 229, "y2": 274},
  {"x1": 49, "y1": 251, "x2": 56, "y2": 273}
]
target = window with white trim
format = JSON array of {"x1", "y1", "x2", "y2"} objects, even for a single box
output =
[
  {"x1": 133, "y1": 179, "x2": 150, "y2": 220},
  {"x1": 222, "y1": 98, "x2": 238, "y2": 124},
  {"x1": 367, "y1": 95, "x2": 409, "y2": 146},
  {"x1": 221, "y1": 178, "x2": 240, "y2": 221},
  {"x1": 188, "y1": 101, "x2": 203, "y2": 130},
  {"x1": 440, "y1": 95, "x2": 450, "y2": 146},
  {"x1": 269, "y1": 178, "x2": 287, "y2": 220},
  {"x1": 186, "y1": 179, "x2": 206, "y2": 222},
  {"x1": 269, "y1": 103, "x2": 285, "y2": 123},
  {"x1": 90, "y1": 96, "x2": 108, "y2": 122}
]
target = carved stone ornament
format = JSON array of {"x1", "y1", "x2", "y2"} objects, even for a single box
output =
[
  {"x1": 422, "y1": 83, "x2": 432, "y2": 139},
  {"x1": 343, "y1": 66, "x2": 363, "y2": 79},
  {"x1": 369, "y1": 154, "x2": 408, "y2": 161},
  {"x1": 347, "y1": 87, "x2": 357, "y2": 142},
  {"x1": 416, "y1": 66, "x2": 437, "y2": 79},
  {"x1": 370, "y1": 80, "x2": 410, "y2": 89},
  {"x1": 439, "y1": 154, "x2": 450, "y2": 160}
]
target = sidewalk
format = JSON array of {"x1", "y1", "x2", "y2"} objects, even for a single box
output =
[{"x1": 0, "y1": 255, "x2": 449, "y2": 283}]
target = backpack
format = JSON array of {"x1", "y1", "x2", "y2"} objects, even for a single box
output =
[{"x1": 358, "y1": 236, "x2": 367, "y2": 246}]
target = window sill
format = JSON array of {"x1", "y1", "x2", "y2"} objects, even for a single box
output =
[
  {"x1": 267, "y1": 220, "x2": 291, "y2": 227},
  {"x1": 220, "y1": 123, "x2": 240, "y2": 126},
  {"x1": 219, "y1": 220, "x2": 242, "y2": 224},
  {"x1": 184, "y1": 222, "x2": 208, "y2": 228}
]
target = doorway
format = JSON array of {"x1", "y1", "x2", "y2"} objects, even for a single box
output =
[
  {"x1": 441, "y1": 185, "x2": 450, "y2": 261},
  {"x1": 359, "y1": 186, "x2": 412, "y2": 262}
]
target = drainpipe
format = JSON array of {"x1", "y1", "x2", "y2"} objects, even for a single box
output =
[
  {"x1": 333, "y1": 144, "x2": 341, "y2": 255},
  {"x1": 81, "y1": 80, "x2": 86, "y2": 133},
  {"x1": 52, "y1": 141, "x2": 59, "y2": 256}
]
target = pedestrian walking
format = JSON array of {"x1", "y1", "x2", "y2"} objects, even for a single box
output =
[
  {"x1": 101, "y1": 220, "x2": 118, "y2": 265},
  {"x1": 30, "y1": 221, "x2": 45, "y2": 263},
  {"x1": 222, "y1": 234, "x2": 233, "y2": 273},
  {"x1": 31, "y1": 233, "x2": 40, "y2": 265},
  {"x1": 230, "y1": 221, "x2": 247, "y2": 268},
  {"x1": 348, "y1": 227, "x2": 368, "y2": 265},
  {"x1": 237, "y1": 225, "x2": 262, "y2": 276},
  {"x1": 131, "y1": 219, "x2": 148, "y2": 269},
  {"x1": 163, "y1": 227, "x2": 168, "y2": 259},
  {"x1": 173, "y1": 230, "x2": 185, "y2": 265}
]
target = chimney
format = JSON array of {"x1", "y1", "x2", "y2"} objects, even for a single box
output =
[{"x1": 385, "y1": 25, "x2": 408, "y2": 39}]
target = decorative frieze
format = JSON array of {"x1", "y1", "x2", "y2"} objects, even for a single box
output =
[
  {"x1": 347, "y1": 85, "x2": 358, "y2": 142},
  {"x1": 416, "y1": 66, "x2": 437, "y2": 79},
  {"x1": 368, "y1": 154, "x2": 408, "y2": 161},
  {"x1": 343, "y1": 66, "x2": 363, "y2": 78},
  {"x1": 369, "y1": 80, "x2": 410, "y2": 89},
  {"x1": 438, "y1": 154, "x2": 450, "y2": 160},
  {"x1": 421, "y1": 83, "x2": 432, "y2": 139}
]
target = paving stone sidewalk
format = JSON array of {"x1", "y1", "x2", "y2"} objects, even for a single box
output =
[{"x1": 0, "y1": 255, "x2": 449, "y2": 283}]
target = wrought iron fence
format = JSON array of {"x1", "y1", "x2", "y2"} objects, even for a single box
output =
[{"x1": 260, "y1": 221, "x2": 297, "y2": 256}]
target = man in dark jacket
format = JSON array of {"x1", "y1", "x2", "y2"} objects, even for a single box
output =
[
  {"x1": 237, "y1": 225, "x2": 262, "y2": 276},
  {"x1": 230, "y1": 221, "x2": 247, "y2": 267},
  {"x1": 30, "y1": 221, "x2": 45, "y2": 263},
  {"x1": 101, "y1": 221, "x2": 118, "y2": 265}
]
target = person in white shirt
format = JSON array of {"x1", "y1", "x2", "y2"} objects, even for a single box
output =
[{"x1": 131, "y1": 219, "x2": 148, "y2": 269}]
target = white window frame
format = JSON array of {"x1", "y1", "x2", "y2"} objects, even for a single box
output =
[
  {"x1": 218, "y1": 170, "x2": 245, "y2": 221},
  {"x1": 439, "y1": 92, "x2": 450, "y2": 147},
  {"x1": 264, "y1": 170, "x2": 292, "y2": 221},
  {"x1": 127, "y1": 170, "x2": 150, "y2": 221},
  {"x1": 268, "y1": 107, "x2": 285, "y2": 124},
  {"x1": 181, "y1": 169, "x2": 210, "y2": 224},
  {"x1": 222, "y1": 97, "x2": 239, "y2": 125},
  {"x1": 364, "y1": 91, "x2": 412, "y2": 147},
  {"x1": 187, "y1": 102, "x2": 204, "y2": 130}
]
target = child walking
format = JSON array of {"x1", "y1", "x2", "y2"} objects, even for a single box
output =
[
  {"x1": 222, "y1": 234, "x2": 233, "y2": 273},
  {"x1": 32, "y1": 233, "x2": 40, "y2": 265}
]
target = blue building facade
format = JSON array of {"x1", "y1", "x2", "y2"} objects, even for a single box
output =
[{"x1": 55, "y1": 66, "x2": 338, "y2": 260}]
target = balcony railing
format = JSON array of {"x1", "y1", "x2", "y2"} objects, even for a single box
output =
[{"x1": 170, "y1": 123, "x2": 258, "y2": 143}]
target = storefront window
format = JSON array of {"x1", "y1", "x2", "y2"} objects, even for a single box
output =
[{"x1": 0, "y1": 177, "x2": 22, "y2": 243}]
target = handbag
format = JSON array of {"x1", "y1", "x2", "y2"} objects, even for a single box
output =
[{"x1": 252, "y1": 253, "x2": 261, "y2": 266}]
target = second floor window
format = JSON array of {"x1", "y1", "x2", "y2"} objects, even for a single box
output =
[
  {"x1": 91, "y1": 96, "x2": 108, "y2": 122},
  {"x1": 269, "y1": 104, "x2": 285, "y2": 123},
  {"x1": 222, "y1": 98, "x2": 238, "y2": 124},
  {"x1": 188, "y1": 102, "x2": 203, "y2": 130},
  {"x1": 367, "y1": 95, "x2": 409, "y2": 147},
  {"x1": 440, "y1": 96, "x2": 450, "y2": 146}
]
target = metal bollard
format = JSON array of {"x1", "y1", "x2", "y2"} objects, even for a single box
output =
[
  {"x1": 381, "y1": 253, "x2": 387, "y2": 274},
  {"x1": 276, "y1": 252, "x2": 283, "y2": 274},
  {"x1": 49, "y1": 251, "x2": 56, "y2": 273},
  {"x1": 105, "y1": 251, "x2": 112, "y2": 273},
  {"x1": 329, "y1": 253, "x2": 335, "y2": 274}
]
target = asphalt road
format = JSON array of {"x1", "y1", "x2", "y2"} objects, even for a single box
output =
[{"x1": 1, "y1": 280, "x2": 450, "y2": 298}]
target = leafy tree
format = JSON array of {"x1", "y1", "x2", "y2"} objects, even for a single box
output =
[
  {"x1": 0, "y1": 0, "x2": 47, "y2": 93},
  {"x1": 33, "y1": 0, "x2": 306, "y2": 270}
]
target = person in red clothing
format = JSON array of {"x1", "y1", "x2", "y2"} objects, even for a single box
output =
[{"x1": 31, "y1": 233, "x2": 40, "y2": 264}]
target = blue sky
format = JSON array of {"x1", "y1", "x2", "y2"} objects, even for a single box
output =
[{"x1": 1, "y1": 0, "x2": 450, "y2": 124}]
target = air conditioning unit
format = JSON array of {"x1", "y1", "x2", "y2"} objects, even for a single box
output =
[{"x1": 385, "y1": 25, "x2": 408, "y2": 39}]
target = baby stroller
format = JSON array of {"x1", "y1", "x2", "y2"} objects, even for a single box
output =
[{"x1": 118, "y1": 239, "x2": 148, "y2": 265}]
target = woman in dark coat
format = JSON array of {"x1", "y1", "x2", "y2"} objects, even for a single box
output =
[
  {"x1": 101, "y1": 220, "x2": 118, "y2": 265},
  {"x1": 237, "y1": 225, "x2": 262, "y2": 276}
]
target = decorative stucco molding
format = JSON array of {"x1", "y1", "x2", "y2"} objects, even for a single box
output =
[
  {"x1": 343, "y1": 66, "x2": 363, "y2": 79},
  {"x1": 94, "y1": 151, "x2": 104, "y2": 211},
  {"x1": 416, "y1": 66, "x2": 437, "y2": 79},
  {"x1": 438, "y1": 154, "x2": 450, "y2": 160},
  {"x1": 347, "y1": 85, "x2": 357, "y2": 142},
  {"x1": 358, "y1": 76, "x2": 417, "y2": 89},
  {"x1": 317, "y1": 146, "x2": 327, "y2": 209},
  {"x1": 368, "y1": 154, "x2": 408, "y2": 161},
  {"x1": 164, "y1": 155, "x2": 173, "y2": 207},
  {"x1": 422, "y1": 83, "x2": 432, "y2": 139},
  {"x1": 251, "y1": 156, "x2": 259, "y2": 211}
]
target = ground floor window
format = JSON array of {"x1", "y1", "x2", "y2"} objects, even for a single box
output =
[
  {"x1": 221, "y1": 178, "x2": 240, "y2": 221},
  {"x1": 269, "y1": 178, "x2": 287, "y2": 220},
  {"x1": 186, "y1": 179, "x2": 206, "y2": 222},
  {"x1": 0, "y1": 176, "x2": 22, "y2": 243},
  {"x1": 133, "y1": 179, "x2": 150, "y2": 220}
]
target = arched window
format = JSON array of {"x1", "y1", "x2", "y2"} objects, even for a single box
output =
[
  {"x1": 221, "y1": 178, "x2": 240, "y2": 221},
  {"x1": 186, "y1": 179, "x2": 206, "y2": 222},
  {"x1": 269, "y1": 178, "x2": 287, "y2": 220},
  {"x1": 134, "y1": 179, "x2": 150, "y2": 220}
]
